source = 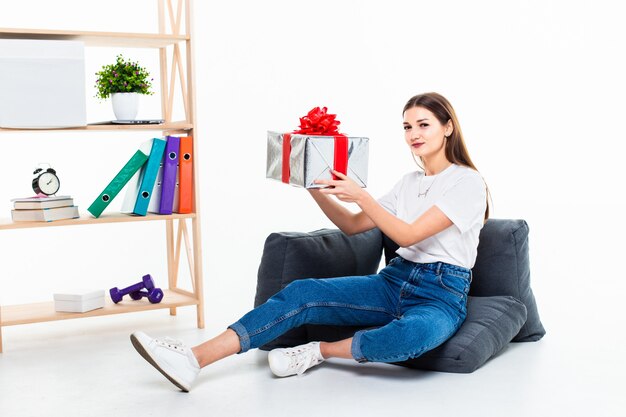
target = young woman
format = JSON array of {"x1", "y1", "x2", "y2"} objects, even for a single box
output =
[{"x1": 131, "y1": 92, "x2": 488, "y2": 391}]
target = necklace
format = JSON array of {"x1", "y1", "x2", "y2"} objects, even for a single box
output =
[
  {"x1": 417, "y1": 174, "x2": 438, "y2": 198},
  {"x1": 417, "y1": 164, "x2": 453, "y2": 197}
]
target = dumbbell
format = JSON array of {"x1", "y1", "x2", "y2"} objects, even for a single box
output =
[
  {"x1": 129, "y1": 288, "x2": 164, "y2": 304},
  {"x1": 109, "y1": 274, "x2": 155, "y2": 304}
]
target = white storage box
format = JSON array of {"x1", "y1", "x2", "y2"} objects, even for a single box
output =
[
  {"x1": 53, "y1": 290, "x2": 105, "y2": 313},
  {"x1": 0, "y1": 39, "x2": 86, "y2": 128}
]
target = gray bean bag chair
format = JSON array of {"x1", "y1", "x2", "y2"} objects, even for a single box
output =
[{"x1": 254, "y1": 219, "x2": 545, "y2": 373}]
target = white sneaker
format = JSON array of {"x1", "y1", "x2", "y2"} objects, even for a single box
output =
[
  {"x1": 268, "y1": 342, "x2": 325, "y2": 377},
  {"x1": 130, "y1": 331, "x2": 200, "y2": 392}
]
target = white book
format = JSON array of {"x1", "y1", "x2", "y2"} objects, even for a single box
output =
[
  {"x1": 12, "y1": 195, "x2": 74, "y2": 210},
  {"x1": 11, "y1": 206, "x2": 80, "y2": 222}
]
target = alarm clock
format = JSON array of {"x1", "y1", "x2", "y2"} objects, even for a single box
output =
[{"x1": 32, "y1": 165, "x2": 60, "y2": 196}]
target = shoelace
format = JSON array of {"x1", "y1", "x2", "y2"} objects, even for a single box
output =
[
  {"x1": 284, "y1": 345, "x2": 322, "y2": 375},
  {"x1": 157, "y1": 337, "x2": 186, "y2": 353}
]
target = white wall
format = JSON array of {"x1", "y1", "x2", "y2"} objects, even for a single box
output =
[{"x1": 1, "y1": 0, "x2": 625, "y2": 341}]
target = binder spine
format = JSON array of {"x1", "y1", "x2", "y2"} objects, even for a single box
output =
[
  {"x1": 178, "y1": 136, "x2": 193, "y2": 214},
  {"x1": 133, "y1": 138, "x2": 166, "y2": 216},
  {"x1": 159, "y1": 135, "x2": 180, "y2": 215}
]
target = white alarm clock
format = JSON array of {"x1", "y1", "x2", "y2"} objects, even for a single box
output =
[{"x1": 32, "y1": 165, "x2": 60, "y2": 196}]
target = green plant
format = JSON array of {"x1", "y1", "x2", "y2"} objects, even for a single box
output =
[{"x1": 94, "y1": 54, "x2": 154, "y2": 100}]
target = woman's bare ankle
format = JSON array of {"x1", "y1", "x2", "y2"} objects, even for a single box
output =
[{"x1": 320, "y1": 338, "x2": 354, "y2": 360}]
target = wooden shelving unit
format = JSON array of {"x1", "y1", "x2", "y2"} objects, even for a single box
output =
[{"x1": 0, "y1": 0, "x2": 204, "y2": 353}]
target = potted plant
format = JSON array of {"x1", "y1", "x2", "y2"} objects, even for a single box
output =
[{"x1": 94, "y1": 54, "x2": 154, "y2": 120}]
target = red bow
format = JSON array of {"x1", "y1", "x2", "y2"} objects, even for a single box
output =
[
  {"x1": 282, "y1": 107, "x2": 348, "y2": 183},
  {"x1": 293, "y1": 107, "x2": 341, "y2": 135}
]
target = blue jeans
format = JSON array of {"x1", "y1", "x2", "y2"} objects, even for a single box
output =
[{"x1": 229, "y1": 257, "x2": 471, "y2": 363}]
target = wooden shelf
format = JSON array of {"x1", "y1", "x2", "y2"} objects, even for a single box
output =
[
  {"x1": 0, "y1": 212, "x2": 196, "y2": 231},
  {"x1": 0, "y1": 290, "x2": 199, "y2": 327},
  {"x1": 0, "y1": 0, "x2": 205, "y2": 353},
  {"x1": 0, "y1": 28, "x2": 187, "y2": 48},
  {"x1": 0, "y1": 121, "x2": 193, "y2": 134}
]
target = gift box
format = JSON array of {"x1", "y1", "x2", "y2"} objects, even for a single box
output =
[
  {"x1": 53, "y1": 290, "x2": 105, "y2": 313},
  {"x1": 266, "y1": 107, "x2": 369, "y2": 188}
]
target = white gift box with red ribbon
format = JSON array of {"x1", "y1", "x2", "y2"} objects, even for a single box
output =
[{"x1": 266, "y1": 131, "x2": 369, "y2": 189}]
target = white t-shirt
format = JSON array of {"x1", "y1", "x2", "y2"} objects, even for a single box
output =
[{"x1": 377, "y1": 164, "x2": 487, "y2": 269}]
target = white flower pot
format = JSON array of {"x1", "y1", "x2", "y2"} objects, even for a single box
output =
[{"x1": 111, "y1": 92, "x2": 139, "y2": 120}]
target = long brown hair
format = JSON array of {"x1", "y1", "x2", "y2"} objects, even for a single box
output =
[{"x1": 403, "y1": 92, "x2": 490, "y2": 220}]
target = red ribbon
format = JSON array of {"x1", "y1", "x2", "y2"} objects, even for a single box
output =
[
  {"x1": 282, "y1": 133, "x2": 291, "y2": 184},
  {"x1": 281, "y1": 107, "x2": 348, "y2": 184},
  {"x1": 332, "y1": 135, "x2": 348, "y2": 180}
]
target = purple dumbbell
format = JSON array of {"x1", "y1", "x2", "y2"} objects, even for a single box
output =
[
  {"x1": 109, "y1": 274, "x2": 155, "y2": 304},
  {"x1": 130, "y1": 288, "x2": 164, "y2": 304}
]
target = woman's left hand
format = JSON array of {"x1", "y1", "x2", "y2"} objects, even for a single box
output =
[{"x1": 315, "y1": 170, "x2": 366, "y2": 204}]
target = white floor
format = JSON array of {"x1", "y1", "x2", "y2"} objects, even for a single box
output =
[{"x1": 0, "y1": 304, "x2": 623, "y2": 417}]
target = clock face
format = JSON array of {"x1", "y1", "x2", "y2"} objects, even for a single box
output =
[{"x1": 38, "y1": 172, "x2": 60, "y2": 195}]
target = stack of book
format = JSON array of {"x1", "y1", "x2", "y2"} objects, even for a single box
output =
[
  {"x1": 87, "y1": 135, "x2": 193, "y2": 218},
  {"x1": 11, "y1": 195, "x2": 80, "y2": 222}
]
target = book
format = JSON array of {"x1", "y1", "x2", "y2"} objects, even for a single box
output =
[
  {"x1": 178, "y1": 136, "x2": 193, "y2": 213},
  {"x1": 87, "y1": 141, "x2": 151, "y2": 218},
  {"x1": 133, "y1": 138, "x2": 166, "y2": 216},
  {"x1": 11, "y1": 195, "x2": 74, "y2": 210},
  {"x1": 11, "y1": 205, "x2": 79, "y2": 222}
]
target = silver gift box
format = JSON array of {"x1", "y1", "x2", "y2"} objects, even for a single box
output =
[{"x1": 266, "y1": 131, "x2": 369, "y2": 188}]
